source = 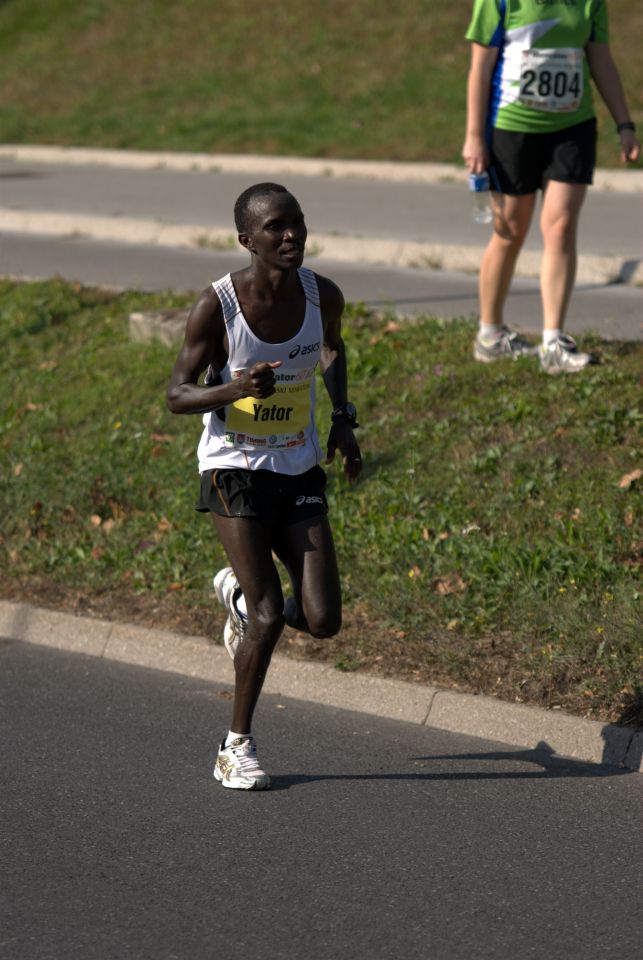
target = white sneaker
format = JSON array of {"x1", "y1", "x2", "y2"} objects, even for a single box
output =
[
  {"x1": 213, "y1": 566, "x2": 246, "y2": 659},
  {"x1": 214, "y1": 736, "x2": 271, "y2": 790},
  {"x1": 539, "y1": 335, "x2": 592, "y2": 375},
  {"x1": 474, "y1": 327, "x2": 537, "y2": 363}
]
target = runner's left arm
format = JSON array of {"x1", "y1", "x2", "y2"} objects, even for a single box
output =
[
  {"x1": 586, "y1": 43, "x2": 640, "y2": 163},
  {"x1": 317, "y1": 275, "x2": 362, "y2": 483}
]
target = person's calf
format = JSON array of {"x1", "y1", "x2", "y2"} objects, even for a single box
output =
[
  {"x1": 283, "y1": 596, "x2": 306, "y2": 631},
  {"x1": 283, "y1": 596, "x2": 341, "y2": 638}
]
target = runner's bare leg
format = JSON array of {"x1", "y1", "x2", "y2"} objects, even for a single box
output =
[
  {"x1": 212, "y1": 512, "x2": 342, "y2": 732},
  {"x1": 274, "y1": 514, "x2": 342, "y2": 638},
  {"x1": 479, "y1": 192, "x2": 536, "y2": 327},
  {"x1": 539, "y1": 180, "x2": 587, "y2": 333},
  {"x1": 212, "y1": 515, "x2": 284, "y2": 734}
]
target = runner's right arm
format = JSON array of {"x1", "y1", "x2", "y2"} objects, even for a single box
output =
[
  {"x1": 462, "y1": 42, "x2": 498, "y2": 174},
  {"x1": 166, "y1": 287, "x2": 279, "y2": 415}
]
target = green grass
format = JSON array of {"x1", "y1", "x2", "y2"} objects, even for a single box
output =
[
  {"x1": 1, "y1": 279, "x2": 641, "y2": 725},
  {"x1": 0, "y1": 0, "x2": 640, "y2": 167}
]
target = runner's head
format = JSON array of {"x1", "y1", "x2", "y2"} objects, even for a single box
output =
[
  {"x1": 235, "y1": 183, "x2": 307, "y2": 269},
  {"x1": 234, "y1": 182, "x2": 291, "y2": 233}
]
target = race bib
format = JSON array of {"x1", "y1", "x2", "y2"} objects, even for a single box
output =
[
  {"x1": 518, "y1": 48, "x2": 583, "y2": 113},
  {"x1": 225, "y1": 366, "x2": 314, "y2": 449}
]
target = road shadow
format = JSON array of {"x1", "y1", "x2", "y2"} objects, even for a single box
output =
[
  {"x1": 270, "y1": 740, "x2": 635, "y2": 791},
  {"x1": 0, "y1": 169, "x2": 48, "y2": 180}
]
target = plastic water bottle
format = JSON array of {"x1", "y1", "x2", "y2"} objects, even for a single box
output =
[{"x1": 469, "y1": 171, "x2": 493, "y2": 225}]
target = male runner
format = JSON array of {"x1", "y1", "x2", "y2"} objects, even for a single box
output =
[{"x1": 167, "y1": 183, "x2": 361, "y2": 790}]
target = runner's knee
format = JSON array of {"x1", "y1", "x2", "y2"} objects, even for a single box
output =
[
  {"x1": 492, "y1": 215, "x2": 529, "y2": 246},
  {"x1": 541, "y1": 209, "x2": 578, "y2": 247},
  {"x1": 247, "y1": 597, "x2": 285, "y2": 643},
  {"x1": 306, "y1": 608, "x2": 342, "y2": 639}
]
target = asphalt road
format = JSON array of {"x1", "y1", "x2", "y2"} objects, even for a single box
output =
[
  {"x1": 1, "y1": 155, "x2": 642, "y2": 339},
  {"x1": 1, "y1": 640, "x2": 641, "y2": 960}
]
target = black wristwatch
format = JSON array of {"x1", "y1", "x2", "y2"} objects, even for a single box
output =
[
  {"x1": 616, "y1": 121, "x2": 636, "y2": 133},
  {"x1": 331, "y1": 402, "x2": 359, "y2": 428}
]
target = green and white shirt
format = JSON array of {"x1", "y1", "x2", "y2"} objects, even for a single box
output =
[{"x1": 466, "y1": 0, "x2": 609, "y2": 132}]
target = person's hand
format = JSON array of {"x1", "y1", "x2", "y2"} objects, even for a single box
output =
[
  {"x1": 236, "y1": 361, "x2": 282, "y2": 399},
  {"x1": 619, "y1": 129, "x2": 641, "y2": 164},
  {"x1": 462, "y1": 134, "x2": 490, "y2": 175},
  {"x1": 326, "y1": 421, "x2": 362, "y2": 483}
]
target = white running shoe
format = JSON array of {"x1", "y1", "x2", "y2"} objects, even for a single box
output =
[
  {"x1": 213, "y1": 566, "x2": 247, "y2": 659},
  {"x1": 539, "y1": 335, "x2": 592, "y2": 375},
  {"x1": 214, "y1": 736, "x2": 271, "y2": 790},
  {"x1": 474, "y1": 328, "x2": 537, "y2": 363}
]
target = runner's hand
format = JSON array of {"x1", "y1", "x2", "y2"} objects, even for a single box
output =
[
  {"x1": 619, "y1": 129, "x2": 640, "y2": 164},
  {"x1": 326, "y1": 422, "x2": 362, "y2": 483},
  {"x1": 462, "y1": 134, "x2": 489, "y2": 175},
  {"x1": 237, "y1": 361, "x2": 282, "y2": 399}
]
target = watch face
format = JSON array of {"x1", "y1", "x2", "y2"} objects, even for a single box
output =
[{"x1": 333, "y1": 403, "x2": 356, "y2": 421}]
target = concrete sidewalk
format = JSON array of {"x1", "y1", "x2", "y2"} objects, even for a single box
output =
[
  {"x1": 2, "y1": 599, "x2": 640, "y2": 773},
  {"x1": 2, "y1": 144, "x2": 642, "y2": 286}
]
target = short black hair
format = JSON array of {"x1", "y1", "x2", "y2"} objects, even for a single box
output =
[{"x1": 234, "y1": 182, "x2": 290, "y2": 233}]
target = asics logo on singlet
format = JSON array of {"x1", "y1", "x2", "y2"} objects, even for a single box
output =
[
  {"x1": 289, "y1": 342, "x2": 320, "y2": 359},
  {"x1": 296, "y1": 495, "x2": 324, "y2": 506}
]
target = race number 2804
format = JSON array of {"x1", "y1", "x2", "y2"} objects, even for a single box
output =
[{"x1": 518, "y1": 48, "x2": 583, "y2": 113}]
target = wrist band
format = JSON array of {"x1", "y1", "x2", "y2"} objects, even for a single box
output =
[{"x1": 616, "y1": 121, "x2": 636, "y2": 133}]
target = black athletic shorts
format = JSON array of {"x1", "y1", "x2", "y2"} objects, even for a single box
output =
[
  {"x1": 489, "y1": 118, "x2": 597, "y2": 195},
  {"x1": 196, "y1": 464, "x2": 328, "y2": 526}
]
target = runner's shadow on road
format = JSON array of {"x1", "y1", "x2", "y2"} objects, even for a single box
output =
[{"x1": 269, "y1": 741, "x2": 634, "y2": 791}]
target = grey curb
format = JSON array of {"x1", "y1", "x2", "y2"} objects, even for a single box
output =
[
  {"x1": 1, "y1": 207, "x2": 640, "y2": 287},
  {"x1": 2, "y1": 144, "x2": 642, "y2": 192},
  {"x1": 1, "y1": 600, "x2": 640, "y2": 773}
]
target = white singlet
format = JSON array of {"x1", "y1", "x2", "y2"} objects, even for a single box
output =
[{"x1": 197, "y1": 267, "x2": 325, "y2": 476}]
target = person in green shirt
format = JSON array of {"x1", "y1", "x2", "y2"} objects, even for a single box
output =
[{"x1": 462, "y1": 0, "x2": 639, "y2": 374}]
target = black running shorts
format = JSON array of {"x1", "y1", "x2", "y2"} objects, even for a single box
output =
[
  {"x1": 196, "y1": 464, "x2": 328, "y2": 526},
  {"x1": 489, "y1": 118, "x2": 597, "y2": 195}
]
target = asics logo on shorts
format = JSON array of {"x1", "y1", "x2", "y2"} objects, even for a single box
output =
[{"x1": 296, "y1": 495, "x2": 324, "y2": 506}]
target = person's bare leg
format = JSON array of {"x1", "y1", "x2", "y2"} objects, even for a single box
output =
[
  {"x1": 479, "y1": 192, "x2": 536, "y2": 327},
  {"x1": 274, "y1": 514, "x2": 342, "y2": 638},
  {"x1": 212, "y1": 515, "x2": 284, "y2": 734},
  {"x1": 539, "y1": 180, "x2": 587, "y2": 333}
]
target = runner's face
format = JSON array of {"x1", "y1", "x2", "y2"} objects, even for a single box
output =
[{"x1": 243, "y1": 193, "x2": 307, "y2": 268}]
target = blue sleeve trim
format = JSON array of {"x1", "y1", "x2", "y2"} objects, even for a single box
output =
[
  {"x1": 489, "y1": 0, "x2": 506, "y2": 48},
  {"x1": 488, "y1": 1, "x2": 506, "y2": 129}
]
